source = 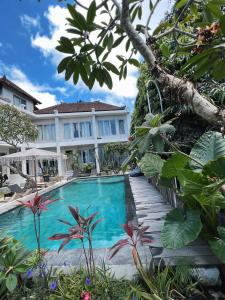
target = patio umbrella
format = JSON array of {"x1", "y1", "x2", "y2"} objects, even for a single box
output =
[{"x1": 0, "y1": 148, "x2": 67, "y2": 184}]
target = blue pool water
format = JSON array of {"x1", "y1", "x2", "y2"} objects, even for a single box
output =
[{"x1": 0, "y1": 176, "x2": 126, "y2": 250}]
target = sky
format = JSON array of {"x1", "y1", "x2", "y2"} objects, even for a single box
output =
[{"x1": 0, "y1": 0, "x2": 173, "y2": 112}]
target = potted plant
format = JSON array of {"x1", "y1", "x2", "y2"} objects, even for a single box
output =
[{"x1": 82, "y1": 163, "x2": 92, "y2": 175}]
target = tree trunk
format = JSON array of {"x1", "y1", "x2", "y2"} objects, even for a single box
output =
[
  {"x1": 4, "y1": 163, "x2": 36, "y2": 190},
  {"x1": 120, "y1": 0, "x2": 225, "y2": 126}
]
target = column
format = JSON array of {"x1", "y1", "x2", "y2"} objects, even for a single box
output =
[
  {"x1": 21, "y1": 145, "x2": 27, "y2": 175},
  {"x1": 54, "y1": 110, "x2": 63, "y2": 176},
  {"x1": 91, "y1": 108, "x2": 100, "y2": 174}
]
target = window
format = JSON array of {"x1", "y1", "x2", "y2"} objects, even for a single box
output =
[
  {"x1": 37, "y1": 124, "x2": 56, "y2": 141},
  {"x1": 73, "y1": 122, "x2": 92, "y2": 138},
  {"x1": 13, "y1": 95, "x2": 27, "y2": 109},
  {"x1": 118, "y1": 120, "x2": 125, "y2": 134},
  {"x1": 98, "y1": 120, "x2": 117, "y2": 137},
  {"x1": 73, "y1": 123, "x2": 79, "y2": 138},
  {"x1": 110, "y1": 120, "x2": 116, "y2": 135},
  {"x1": 64, "y1": 123, "x2": 71, "y2": 139}
]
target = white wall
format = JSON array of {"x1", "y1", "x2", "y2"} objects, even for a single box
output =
[{"x1": 1, "y1": 87, "x2": 35, "y2": 112}]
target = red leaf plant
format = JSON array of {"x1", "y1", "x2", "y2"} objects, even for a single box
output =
[
  {"x1": 48, "y1": 206, "x2": 103, "y2": 277},
  {"x1": 18, "y1": 193, "x2": 60, "y2": 260},
  {"x1": 109, "y1": 222, "x2": 152, "y2": 269}
]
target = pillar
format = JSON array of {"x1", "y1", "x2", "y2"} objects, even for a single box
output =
[
  {"x1": 54, "y1": 110, "x2": 63, "y2": 176},
  {"x1": 91, "y1": 108, "x2": 100, "y2": 174}
]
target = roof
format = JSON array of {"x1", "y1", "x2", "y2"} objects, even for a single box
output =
[
  {"x1": 35, "y1": 101, "x2": 126, "y2": 114},
  {"x1": 0, "y1": 76, "x2": 41, "y2": 105}
]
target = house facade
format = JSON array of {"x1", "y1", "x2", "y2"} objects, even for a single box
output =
[{"x1": 0, "y1": 76, "x2": 129, "y2": 180}]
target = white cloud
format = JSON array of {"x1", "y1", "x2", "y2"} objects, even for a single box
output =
[
  {"x1": 20, "y1": 15, "x2": 41, "y2": 31},
  {"x1": 0, "y1": 62, "x2": 60, "y2": 109}
]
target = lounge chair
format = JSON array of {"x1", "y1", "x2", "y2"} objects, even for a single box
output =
[{"x1": 4, "y1": 184, "x2": 32, "y2": 201}]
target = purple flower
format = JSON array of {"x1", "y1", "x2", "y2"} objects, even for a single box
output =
[
  {"x1": 50, "y1": 281, "x2": 57, "y2": 291},
  {"x1": 85, "y1": 277, "x2": 91, "y2": 286},
  {"x1": 132, "y1": 296, "x2": 137, "y2": 300},
  {"x1": 26, "y1": 269, "x2": 33, "y2": 278}
]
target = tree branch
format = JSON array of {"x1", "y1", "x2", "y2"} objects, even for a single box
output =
[
  {"x1": 144, "y1": 0, "x2": 161, "y2": 39},
  {"x1": 119, "y1": 0, "x2": 225, "y2": 125},
  {"x1": 121, "y1": 0, "x2": 156, "y2": 68},
  {"x1": 155, "y1": 27, "x2": 196, "y2": 40}
]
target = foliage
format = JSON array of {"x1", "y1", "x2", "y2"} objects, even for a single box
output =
[
  {"x1": 161, "y1": 208, "x2": 203, "y2": 249},
  {"x1": 0, "y1": 103, "x2": 38, "y2": 149},
  {"x1": 48, "y1": 266, "x2": 133, "y2": 300},
  {"x1": 49, "y1": 206, "x2": 103, "y2": 277},
  {"x1": 139, "y1": 153, "x2": 165, "y2": 177},
  {"x1": 102, "y1": 142, "x2": 128, "y2": 174},
  {"x1": 122, "y1": 113, "x2": 175, "y2": 173},
  {"x1": 190, "y1": 131, "x2": 225, "y2": 170},
  {"x1": 209, "y1": 226, "x2": 225, "y2": 263},
  {"x1": 158, "y1": 132, "x2": 225, "y2": 259},
  {"x1": 0, "y1": 235, "x2": 32, "y2": 296}
]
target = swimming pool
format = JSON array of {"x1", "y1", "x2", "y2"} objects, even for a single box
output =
[{"x1": 0, "y1": 176, "x2": 127, "y2": 250}]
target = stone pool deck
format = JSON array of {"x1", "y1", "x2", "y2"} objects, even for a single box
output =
[{"x1": 129, "y1": 176, "x2": 220, "y2": 266}]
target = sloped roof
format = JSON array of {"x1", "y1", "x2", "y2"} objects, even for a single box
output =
[
  {"x1": 0, "y1": 76, "x2": 41, "y2": 105},
  {"x1": 35, "y1": 101, "x2": 125, "y2": 114}
]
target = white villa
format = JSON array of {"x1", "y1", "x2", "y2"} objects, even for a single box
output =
[{"x1": 0, "y1": 76, "x2": 129, "y2": 182}]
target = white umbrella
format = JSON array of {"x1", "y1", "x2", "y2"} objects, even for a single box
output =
[{"x1": 0, "y1": 148, "x2": 67, "y2": 183}]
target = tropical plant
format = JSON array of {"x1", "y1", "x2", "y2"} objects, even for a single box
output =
[
  {"x1": 49, "y1": 266, "x2": 133, "y2": 300},
  {"x1": 102, "y1": 142, "x2": 128, "y2": 174},
  {"x1": 18, "y1": 193, "x2": 60, "y2": 260},
  {"x1": 49, "y1": 206, "x2": 103, "y2": 277},
  {"x1": 0, "y1": 236, "x2": 32, "y2": 296},
  {"x1": 159, "y1": 131, "x2": 225, "y2": 262},
  {"x1": 122, "y1": 113, "x2": 175, "y2": 173}
]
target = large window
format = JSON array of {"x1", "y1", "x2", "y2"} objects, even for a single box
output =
[
  {"x1": 64, "y1": 123, "x2": 71, "y2": 139},
  {"x1": 37, "y1": 124, "x2": 56, "y2": 141},
  {"x1": 98, "y1": 119, "x2": 125, "y2": 137},
  {"x1": 73, "y1": 121, "x2": 92, "y2": 138},
  {"x1": 13, "y1": 95, "x2": 27, "y2": 109},
  {"x1": 118, "y1": 120, "x2": 125, "y2": 134}
]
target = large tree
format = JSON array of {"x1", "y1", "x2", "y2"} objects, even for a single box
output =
[
  {"x1": 0, "y1": 103, "x2": 38, "y2": 186},
  {"x1": 56, "y1": 0, "x2": 225, "y2": 126}
]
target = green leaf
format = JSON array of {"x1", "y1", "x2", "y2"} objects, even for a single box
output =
[
  {"x1": 67, "y1": 4, "x2": 87, "y2": 30},
  {"x1": 112, "y1": 36, "x2": 125, "y2": 48},
  {"x1": 161, "y1": 153, "x2": 190, "y2": 179},
  {"x1": 176, "y1": 0, "x2": 187, "y2": 9},
  {"x1": 107, "y1": 32, "x2": 114, "y2": 51},
  {"x1": 190, "y1": 131, "x2": 225, "y2": 170},
  {"x1": 65, "y1": 60, "x2": 75, "y2": 81},
  {"x1": 103, "y1": 62, "x2": 120, "y2": 75},
  {"x1": 128, "y1": 58, "x2": 140, "y2": 68},
  {"x1": 178, "y1": 169, "x2": 209, "y2": 195},
  {"x1": 81, "y1": 44, "x2": 94, "y2": 52},
  {"x1": 87, "y1": 1, "x2": 96, "y2": 25},
  {"x1": 57, "y1": 56, "x2": 71, "y2": 74},
  {"x1": 6, "y1": 274, "x2": 17, "y2": 292},
  {"x1": 161, "y1": 208, "x2": 202, "y2": 249},
  {"x1": 73, "y1": 64, "x2": 80, "y2": 85},
  {"x1": 203, "y1": 157, "x2": 225, "y2": 179},
  {"x1": 139, "y1": 153, "x2": 165, "y2": 177},
  {"x1": 79, "y1": 63, "x2": 89, "y2": 86},
  {"x1": 209, "y1": 227, "x2": 225, "y2": 263},
  {"x1": 102, "y1": 68, "x2": 113, "y2": 89},
  {"x1": 57, "y1": 37, "x2": 74, "y2": 54}
]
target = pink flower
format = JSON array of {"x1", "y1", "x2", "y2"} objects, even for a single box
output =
[{"x1": 81, "y1": 291, "x2": 91, "y2": 300}]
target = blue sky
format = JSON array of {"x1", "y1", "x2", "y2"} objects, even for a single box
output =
[{"x1": 0, "y1": 0, "x2": 172, "y2": 112}]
